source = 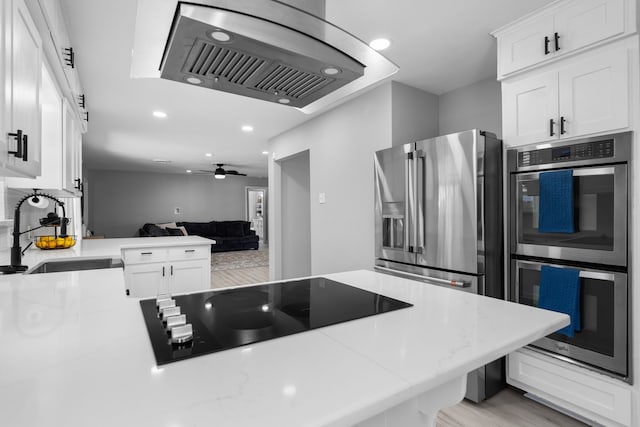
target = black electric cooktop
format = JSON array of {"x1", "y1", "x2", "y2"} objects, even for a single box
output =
[{"x1": 140, "y1": 277, "x2": 413, "y2": 365}]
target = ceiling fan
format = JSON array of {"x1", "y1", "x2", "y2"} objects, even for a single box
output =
[{"x1": 197, "y1": 164, "x2": 247, "y2": 180}]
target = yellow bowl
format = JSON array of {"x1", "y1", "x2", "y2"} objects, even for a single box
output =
[{"x1": 34, "y1": 235, "x2": 77, "y2": 250}]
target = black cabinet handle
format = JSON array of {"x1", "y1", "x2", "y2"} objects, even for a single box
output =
[
  {"x1": 22, "y1": 134, "x2": 27, "y2": 161},
  {"x1": 560, "y1": 116, "x2": 566, "y2": 135},
  {"x1": 549, "y1": 118, "x2": 556, "y2": 136},
  {"x1": 162, "y1": 266, "x2": 165, "y2": 277},
  {"x1": 8, "y1": 129, "x2": 23, "y2": 158},
  {"x1": 185, "y1": 249, "x2": 195, "y2": 253},
  {"x1": 554, "y1": 32, "x2": 560, "y2": 51},
  {"x1": 141, "y1": 252, "x2": 152, "y2": 255},
  {"x1": 170, "y1": 265, "x2": 174, "y2": 276},
  {"x1": 63, "y1": 47, "x2": 75, "y2": 68},
  {"x1": 74, "y1": 178, "x2": 81, "y2": 189},
  {"x1": 544, "y1": 36, "x2": 550, "y2": 55}
]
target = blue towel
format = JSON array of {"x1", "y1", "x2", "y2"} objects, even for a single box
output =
[
  {"x1": 538, "y1": 265, "x2": 581, "y2": 338},
  {"x1": 538, "y1": 170, "x2": 574, "y2": 233}
]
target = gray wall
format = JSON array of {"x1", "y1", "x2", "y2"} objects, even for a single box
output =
[
  {"x1": 391, "y1": 81, "x2": 440, "y2": 145},
  {"x1": 88, "y1": 169, "x2": 267, "y2": 238},
  {"x1": 279, "y1": 151, "x2": 311, "y2": 279},
  {"x1": 269, "y1": 83, "x2": 393, "y2": 277},
  {"x1": 438, "y1": 77, "x2": 502, "y2": 138}
]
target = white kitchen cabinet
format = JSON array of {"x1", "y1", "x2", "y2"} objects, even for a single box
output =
[
  {"x1": 123, "y1": 245, "x2": 211, "y2": 298},
  {"x1": 508, "y1": 348, "x2": 631, "y2": 427},
  {"x1": 6, "y1": 63, "x2": 82, "y2": 196},
  {"x1": 502, "y1": 47, "x2": 628, "y2": 146},
  {"x1": 1, "y1": 0, "x2": 42, "y2": 178},
  {"x1": 494, "y1": 0, "x2": 630, "y2": 79}
]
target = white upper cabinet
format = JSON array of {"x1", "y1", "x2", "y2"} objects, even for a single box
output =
[
  {"x1": 502, "y1": 47, "x2": 629, "y2": 146},
  {"x1": 6, "y1": 63, "x2": 82, "y2": 196},
  {"x1": 494, "y1": 0, "x2": 631, "y2": 79},
  {"x1": 1, "y1": 0, "x2": 43, "y2": 178}
]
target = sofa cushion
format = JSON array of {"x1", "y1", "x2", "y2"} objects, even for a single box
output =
[
  {"x1": 179, "y1": 222, "x2": 215, "y2": 236},
  {"x1": 166, "y1": 227, "x2": 184, "y2": 236},
  {"x1": 218, "y1": 221, "x2": 245, "y2": 237},
  {"x1": 143, "y1": 223, "x2": 170, "y2": 236}
]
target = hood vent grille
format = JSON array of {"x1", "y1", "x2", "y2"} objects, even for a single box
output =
[
  {"x1": 160, "y1": 4, "x2": 367, "y2": 109},
  {"x1": 187, "y1": 39, "x2": 266, "y2": 85},
  {"x1": 254, "y1": 65, "x2": 330, "y2": 100}
]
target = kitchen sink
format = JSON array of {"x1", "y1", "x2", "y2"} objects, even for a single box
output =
[{"x1": 26, "y1": 258, "x2": 124, "y2": 274}]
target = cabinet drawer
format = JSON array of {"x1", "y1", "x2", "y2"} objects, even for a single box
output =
[
  {"x1": 122, "y1": 248, "x2": 167, "y2": 264},
  {"x1": 168, "y1": 245, "x2": 209, "y2": 261},
  {"x1": 508, "y1": 349, "x2": 631, "y2": 426}
]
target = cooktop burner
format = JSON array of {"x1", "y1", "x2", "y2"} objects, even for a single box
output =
[{"x1": 140, "y1": 277, "x2": 412, "y2": 365}]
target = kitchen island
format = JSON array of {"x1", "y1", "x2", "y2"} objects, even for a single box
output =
[{"x1": 0, "y1": 268, "x2": 568, "y2": 427}]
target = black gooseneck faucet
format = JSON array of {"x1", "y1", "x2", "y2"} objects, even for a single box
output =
[{"x1": 0, "y1": 190, "x2": 68, "y2": 274}]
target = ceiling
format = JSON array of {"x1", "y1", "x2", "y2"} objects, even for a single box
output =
[{"x1": 60, "y1": 0, "x2": 553, "y2": 177}]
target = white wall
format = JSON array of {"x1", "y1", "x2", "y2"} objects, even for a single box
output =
[
  {"x1": 391, "y1": 81, "x2": 440, "y2": 145},
  {"x1": 269, "y1": 84, "x2": 393, "y2": 278},
  {"x1": 279, "y1": 150, "x2": 311, "y2": 279},
  {"x1": 438, "y1": 77, "x2": 502, "y2": 138},
  {"x1": 88, "y1": 169, "x2": 267, "y2": 237}
]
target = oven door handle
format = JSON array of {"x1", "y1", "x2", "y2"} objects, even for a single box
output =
[{"x1": 375, "y1": 266, "x2": 470, "y2": 288}]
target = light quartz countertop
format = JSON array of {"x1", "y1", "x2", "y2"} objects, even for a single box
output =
[
  {"x1": 0, "y1": 266, "x2": 568, "y2": 427},
  {"x1": 0, "y1": 236, "x2": 215, "y2": 271}
]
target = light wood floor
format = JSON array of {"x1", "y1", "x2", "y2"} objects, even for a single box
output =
[
  {"x1": 211, "y1": 266, "x2": 586, "y2": 427},
  {"x1": 211, "y1": 266, "x2": 269, "y2": 289},
  {"x1": 437, "y1": 388, "x2": 587, "y2": 426}
]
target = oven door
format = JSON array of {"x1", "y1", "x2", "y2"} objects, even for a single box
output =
[
  {"x1": 511, "y1": 259, "x2": 628, "y2": 381},
  {"x1": 511, "y1": 164, "x2": 627, "y2": 266}
]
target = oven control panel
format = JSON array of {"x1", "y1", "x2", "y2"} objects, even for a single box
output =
[{"x1": 518, "y1": 139, "x2": 614, "y2": 167}]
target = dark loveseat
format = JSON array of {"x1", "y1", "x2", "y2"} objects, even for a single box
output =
[{"x1": 139, "y1": 221, "x2": 259, "y2": 252}]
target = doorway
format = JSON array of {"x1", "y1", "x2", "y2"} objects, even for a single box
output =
[
  {"x1": 277, "y1": 150, "x2": 311, "y2": 279},
  {"x1": 245, "y1": 186, "x2": 268, "y2": 243}
]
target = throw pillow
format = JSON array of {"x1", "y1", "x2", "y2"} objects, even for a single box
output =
[
  {"x1": 166, "y1": 228, "x2": 184, "y2": 236},
  {"x1": 177, "y1": 226, "x2": 188, "y2": 236},
  {"x1": 157, "y1": 222, "x2": 178, "y2": 229},
  {"x1": 145, "y1": 224, "x2": 170, "y2": 236}
]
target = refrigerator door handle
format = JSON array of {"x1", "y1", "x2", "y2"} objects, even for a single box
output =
[
  {"x1": 375, "y1": 266, "x2": 470, "y2": 288},
  {"x1": 415, "y1": 150, "x2": 425, "y2": 255},
  {"x1": 405, "y1": 153, "x2": 415, "y2": 253}
]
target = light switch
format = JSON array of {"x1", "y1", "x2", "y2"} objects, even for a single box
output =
[{"x1": 319, "y1": 193, "x2": 326, "y2": 204}]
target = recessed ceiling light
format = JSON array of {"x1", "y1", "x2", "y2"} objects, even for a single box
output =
[
  {"x1": 278, "y1": 98, "x2": 290, "y2": 104},
  {"x1": 205, "y1": 153, "x2": 212, "y2": 157},
  {"x1": 322, "y1": 67, "x2": 340, "y2": 75},
  {"x1": 186, "y1": 77, "x2": 202, "y2": 85},
  {"x1": 152, "y1": 111, "x2": 167, "y2": 118},
  {"x1": 186, "y1": 169, "x2": 192, "y2": 173},
  {"x1": 210, "y1": 30, "x2": 231, "y2": 42},
  {"x1": 242, "y1": 125, "x2": 254, "y2": 132},
  {"x1": 262, "y1": 151, "x2": 269, "y2": 155},
  {"x1": 369, "y1": 38, "x2": 391, "y2": 51},
  {"x1": 153, "y1": 158, "x2": 171, "y2": 163}
]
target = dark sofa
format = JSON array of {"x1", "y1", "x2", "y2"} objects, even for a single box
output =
[{"x1": 139, "y1": 221, "x2": 259, "y2": 252}]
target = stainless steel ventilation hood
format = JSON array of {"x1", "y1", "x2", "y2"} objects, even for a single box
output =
[{"x1": 131, "y1": 0, "x2": 399, "y2": 114}]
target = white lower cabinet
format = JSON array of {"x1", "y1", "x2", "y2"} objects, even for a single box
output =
[
  {"x1": 508, "y1": 348, "x2": 631, "y2": 426},
  {"x1": 123, "y1": 245, "x2": 211, "y2": 298}
]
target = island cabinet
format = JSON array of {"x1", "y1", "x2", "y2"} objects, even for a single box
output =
[
  {"x1": 122, "y1": 245, "x2": 211, "y2": 298},
  {"x1": 502, "y1": 46, "x2": 629, "y2": 146},
  {"x1": 0, "y1": 0, "x2": 43, "y2": 178},
  {"x1": 494, "y1": 0, "x2": 632, "y2": 79}
]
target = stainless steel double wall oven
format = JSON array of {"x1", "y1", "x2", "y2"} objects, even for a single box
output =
[{"x1": 508, "y1": 131, "x2": 631, "y2": 383}]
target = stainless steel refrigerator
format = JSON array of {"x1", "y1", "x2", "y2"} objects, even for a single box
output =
[{"x1": 374, "y1": 129, "x2": 504, "y2": 402}]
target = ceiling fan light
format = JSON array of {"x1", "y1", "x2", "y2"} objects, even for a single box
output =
[
  {"x1": 214, "y1": 174, "x2": 226, "y2": 179},
  {"x1": 214, "y1": 167, "x2": 226, "y2": 179}
]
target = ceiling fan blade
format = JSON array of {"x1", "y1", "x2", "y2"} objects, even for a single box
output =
[
  {"x1": 198, "y1": 170, "x2": 216, "y2": 173},
  {"x1": 226, "y1": 170, "x2": 247, "y2": 176}
]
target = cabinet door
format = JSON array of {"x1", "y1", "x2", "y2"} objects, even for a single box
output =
[
  {"x1": 125, "y1": 263, "x2": 168, "y2": 298},
  {"x1": 502, "y1": 71, "x2": 559, "y2": 146},
  {"x1": 558, "y1": 48, "x2": 628, "y2": 138},
  {"x1": 62, "y1": 99, "x2": 80, "y2": 194},
  {"x1": 553, "y1": 0, "x2": 625, "y2": 54},
  {"x1": 497, "y1": 14, "x2": 554, "y2": 77},
  {"x1": 169, "y1": 260, "x2": 210, "y2": 295},
  {"x1": 4, "y1": 0, "x2": 42, "y2": 177}
]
